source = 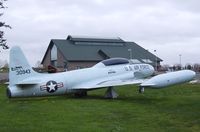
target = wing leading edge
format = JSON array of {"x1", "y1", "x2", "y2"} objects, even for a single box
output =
[{"x1": 73, "y1": 79, "x2": 147, "y2": 89}]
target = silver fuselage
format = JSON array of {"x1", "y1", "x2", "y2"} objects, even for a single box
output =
[{"x1": 8, "y1": 63, "x2": 154, "y2": 98}]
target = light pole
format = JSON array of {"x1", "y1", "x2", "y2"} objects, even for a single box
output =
[
  {"x1": 179, "y1": 54, "x2": 182, "y2": 69},
  {"x1": 154, "y1": 50, "x2": 157, "y2": 71},
  {"x1": 128, "y1": 49, "x2": 132, "y2": 59}
]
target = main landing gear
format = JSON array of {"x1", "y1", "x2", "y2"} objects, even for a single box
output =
[
  {"x1": 74, "y1": 87, "x2": 119, "y2": 99},
  {"x1": 74, "y1": 91, "x2": 87, "y2": 97},
  {"x1": 104, "y1": 86, "x2": 118, "y2": 99}
]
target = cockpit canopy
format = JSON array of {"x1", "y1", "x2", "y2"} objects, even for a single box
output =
[
  {"x1": 94, "y1": 58, "x2": 129, "y2": 68},
  {"x1": 102, "y1": 58, "x2": 129, "y2": 66}
]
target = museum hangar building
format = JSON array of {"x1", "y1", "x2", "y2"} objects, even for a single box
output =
[{"x1": 41, "y1": 35, "x2": 162, "y2": 71}]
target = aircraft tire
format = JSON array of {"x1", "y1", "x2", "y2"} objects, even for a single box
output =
[
  {"x1": 74, "y1": 91, "x2": 87, "y2": 97},
  {"x1": 139, "y1": 86, "x2": 144, "y2": 93}
]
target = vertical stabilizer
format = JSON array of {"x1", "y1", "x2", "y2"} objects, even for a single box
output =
[{"x1": 9, "y1": 46, "x2": 38, "y2": 85}]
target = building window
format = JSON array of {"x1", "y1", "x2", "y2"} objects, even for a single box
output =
[{"x1": 51, "y1": 45, "x2": 57, "y2": 61}]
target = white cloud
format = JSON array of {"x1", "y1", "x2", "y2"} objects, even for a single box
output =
[{"x1": 1, "y1": 0, "x2": 200, "y2": 66}]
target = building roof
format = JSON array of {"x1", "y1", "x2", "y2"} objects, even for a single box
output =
[
  {"x1": 67, "y1": 35, "x2": 125, "y2": 43},
  {"x1": 41, "y1": 35, "x2": 162, "y2": 64}
]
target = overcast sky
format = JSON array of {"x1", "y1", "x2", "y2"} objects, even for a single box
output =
[{"x1": 0, "y1": 0, "x2": 200, "y2": 66}]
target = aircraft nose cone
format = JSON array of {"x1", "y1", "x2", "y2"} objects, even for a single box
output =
[
  {"x1": 149, "y1": 65, "x2": 155, "y2": 74},
  {"x1": 185, "y1": 70, "x2": 196, "y2": 80},
  {"x1": 190, "y1": 71, "x2": 196, "y2": 78},
  {"x1": 151, "y1": 65, "x2": 155, "y2": 71}
]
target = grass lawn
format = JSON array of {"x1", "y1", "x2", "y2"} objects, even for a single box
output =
[{"x1": 0, "y1": 84, "x2": 199, "y2": 132}]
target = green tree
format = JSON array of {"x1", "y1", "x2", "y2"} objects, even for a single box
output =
[{"x1": 0, "y1": 0, "x2": 11, "y2": 50}]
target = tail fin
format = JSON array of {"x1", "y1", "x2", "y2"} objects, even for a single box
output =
[{"x1": 9, "y1": 46, "x2": 38, "y2": 85}]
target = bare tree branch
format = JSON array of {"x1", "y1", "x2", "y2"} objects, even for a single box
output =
[{"x1": 0, "y1": 0, "x2": 11, "y2": 51}]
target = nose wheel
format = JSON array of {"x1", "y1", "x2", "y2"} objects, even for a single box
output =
[
  {"x1": 6, "y1": 88, "x2": 12, "y2": 98},
  {"x1": 139, "y1": 86, "x2": 144, "y2": 93}
]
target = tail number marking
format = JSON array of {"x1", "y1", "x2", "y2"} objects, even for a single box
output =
[
  {"x1": 11, "y1": 66, "x2": 31, "y2": 75},
  {"x1": 16, "y1": 69, "x2": 31, "y2": 75}
]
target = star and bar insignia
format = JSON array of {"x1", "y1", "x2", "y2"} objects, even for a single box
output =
[{"x1": 40, "y1": 80, "x2": 64, "y2": 93}]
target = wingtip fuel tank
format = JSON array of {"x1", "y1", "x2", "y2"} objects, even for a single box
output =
[{"x1": 140, "y1": 70, "x2": 196, "y2": 88}]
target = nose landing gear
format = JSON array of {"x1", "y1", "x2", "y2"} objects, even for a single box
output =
[
  {"x1": 6, "y1": 88, "x2": 12, "y2": 98},
  {"x1": 139, "y1": 86, "x2": 144, "y2": 93}
]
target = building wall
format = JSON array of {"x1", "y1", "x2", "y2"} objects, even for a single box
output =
[
  {"x1": 42, "y1": 47, "x2": 51, "y2": 68},
  {"x1": 56, "y1": 49, "x2": 97, "y2": 71},
  {"x1": 57, "y1": 50, "x2": 66, "y2": 69},
  {"x1": 41, "y1": 45, "x2": 98, "y2": 71},
  {"x1": 42, "y1": 46, "x2": 65, "y2": 69}
]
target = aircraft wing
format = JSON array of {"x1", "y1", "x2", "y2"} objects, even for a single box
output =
[
  {"x1": 73, "y1": 70, "x2": 196, "y2": 90},
  {"x1": 73, "y1": 79, "x2": 146, "y2": 89}
]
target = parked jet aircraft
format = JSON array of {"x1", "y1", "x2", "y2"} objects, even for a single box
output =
[{"x1": 7, "y1": 46, "x2": 196, "y2": 98}]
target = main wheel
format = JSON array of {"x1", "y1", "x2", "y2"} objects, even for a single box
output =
[{"x1": 74, "y1": 91, "x2": 87, "y2": 97}]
